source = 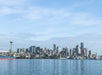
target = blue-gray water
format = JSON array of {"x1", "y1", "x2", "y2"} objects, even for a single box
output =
[{"x1": 0, "y1": 59, "x2": 102, "y2": 75}]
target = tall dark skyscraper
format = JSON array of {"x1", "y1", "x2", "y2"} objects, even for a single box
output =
[
  {"x1": 29, "y1": 46, "x2": 36, "y2": 54},
  {"x1": 53, "y1": 44, "x2": 56, "y2": 51},
  {"x1": 53, "y1": 44, "x2": 57, "y2": 54},
  {"x1": 81, "y1": 42, "x2": 84, "y2": 49},
  {"x1": 36, "y1": 47, "x2": 40, "y2": 54},
  {"x1": 70, "y1": 49, "x2": 72, "y2": 57},
  {"x1": 80, "y1": 42, "x2": 84, "y2": 56},
  {"x1": 56, "y1": 46, "x2": 59, "y2": 54}
]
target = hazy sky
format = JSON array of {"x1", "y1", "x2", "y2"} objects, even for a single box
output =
[{"x1": 0, "y1": 0, "x2": 102, "y2": 54}]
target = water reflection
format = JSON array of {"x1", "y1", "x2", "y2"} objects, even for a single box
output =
[
  {"x1": 8, "y1": 60, "x2": 13, "y2": 75},
  {"x1": 75, "y1": 60, "x2": 84, "y2": 75},
  {"x1": 0, "y1": 59, "x2": 102, "y2": 75}
]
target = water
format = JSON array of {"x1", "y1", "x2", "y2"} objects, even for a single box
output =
[{"x1": 0, "y1": 59, "x2": 102, "y2": 75}]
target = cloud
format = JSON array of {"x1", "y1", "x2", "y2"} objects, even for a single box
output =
[
  {"x1": 69, "y1": 12, "x2": 102, "y2": 26},
  {"x1": 0, "y1": 6, "x2": 101, "y2": 41},
  {"x1": 1, "y1": 6, "x2": 101, "y2": 28},
  {"x1": 0, "y1": 7, "x2": 23, "y2": 15},
  {"x1": 0, "y1": 0, "x2": 26, "y2": 6},
  {"x1": 23, "y1": 7, "x2": 70, "y2": 21},
  {"x1": 21, "y1": 6, "x2": 102, "y2": 27},
  {"x1": 0, "y1": 0, "x2": 27, "y2": 15},
  {"x1": 0, "y1": 0, "x2": 101, "y2": 27}
]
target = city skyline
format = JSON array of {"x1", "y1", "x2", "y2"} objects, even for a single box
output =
[
  {"x1": 0, "y1": 0, "x2": 102, "y2": 54},
  {"x1": 15, "y1": 42, "x2": 97, "y2": 59},
  {"x1": 1, "y1": 42, "x2": 98, "y2": 59}
]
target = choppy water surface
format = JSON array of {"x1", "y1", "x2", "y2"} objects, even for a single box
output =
[{"x1": 0, "y1": 59, "x2": 102, "y2": 75}]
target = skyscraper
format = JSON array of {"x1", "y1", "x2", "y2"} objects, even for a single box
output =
[
  {"x1": 29, "y1": 46, "x2": 36, "y2": 54},
  {"x1": 88, "y1": 50, "x2": 92, "y2": 58},
  {"x1": 80, "y1": 42, "x2": 84, "y2": 56},
  {"x1": 76, "y1": 45, "x2": 81, "y2": 56},
  {"x1": 84, "y1": 48, "x2": 88, "y2": 57},
  {"x1": 53, "y1": 44, "x2": 57, "y2": 54},
  {"x1": 80, "y1": 42, "x2": 84, "y2": 49},
  {"x1": 53, "y1": 44, "x2": 56, "y2": 51},
  {"x1": 70, "y1": 48, "x2": 72, "y2": 57}
]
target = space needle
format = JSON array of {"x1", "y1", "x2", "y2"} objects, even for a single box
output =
[{"x1": 10, "y1": 41, "x2": 13, "y2": 53}]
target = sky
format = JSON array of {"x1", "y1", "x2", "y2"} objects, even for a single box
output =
[{"x1": 0, "y1": 0, "x2": 102, "y2": 54}]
